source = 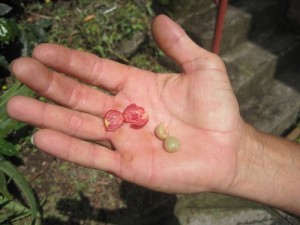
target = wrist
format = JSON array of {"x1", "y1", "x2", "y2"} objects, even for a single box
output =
[
  {"x1": 226, "y1": 123, "x2": 300, "y2": 215},
  {"x1": 227, "y1": 123, "x2": 264, "y2": 199}
]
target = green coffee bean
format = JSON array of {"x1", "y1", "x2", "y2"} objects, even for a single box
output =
[
  {"x1": 163, "y1": 136, "x2": 180, "y2": 153},
  {"x1": 155, "y1": 123, "x2": 169, "y2": 140}
]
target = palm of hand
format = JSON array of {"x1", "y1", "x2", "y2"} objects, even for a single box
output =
[
  {"x1": 110, "y1": 59, "x2": 242, "y2": 193},
  {"x1": 8, "y1": 15, "x2": 244, "y2": 194}
]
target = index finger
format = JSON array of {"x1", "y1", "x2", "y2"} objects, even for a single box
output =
[{"x1": 32, "y1": 43, "x2": 142, "y2": 92}]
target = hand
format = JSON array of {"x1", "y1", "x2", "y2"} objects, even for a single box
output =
[{"x1": 7, "y1": 15, "x2": 245, "y2": 194}]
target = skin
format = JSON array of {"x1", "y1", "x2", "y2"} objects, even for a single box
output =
[{"x1": 7, "y1": 15, "x2": 300, "y2": 215}]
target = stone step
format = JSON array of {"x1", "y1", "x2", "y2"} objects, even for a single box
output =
[
  {"x1": 222, "y1": 41, "x2": 277, "y2": 102},
  {"x1": 257, "y1": 31, "x2": 300, "y2": 74},
  {"x1": 175, "y1": 0, "x2": 282, "y2": 54},
  {"x1": 276, "y1": 62, "x2": 300, "y2": 95},
  {"x1": 177, "y1": 5, "x2": 251, "y2": 54},
  {"x1": 229, "y1": 0, "x2": 282, "y2": 40},
  {"x1": 222, "y1": 30, "x2": 300, "y2": 102},
  {"x1": 239, "y1": 79, "x2": 300, "y2": 135},
  {"x1": 174, "y1": 193, "x2": 299, "y2": 225},
  {"x1": 173, "y1": 0, "x2": 215, "y2": 18}
]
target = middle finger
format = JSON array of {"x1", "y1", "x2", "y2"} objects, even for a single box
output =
[{"x1": 7, "y1": 96, "x2": 108, "y2": 141}]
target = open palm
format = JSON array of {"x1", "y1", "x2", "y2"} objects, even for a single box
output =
[{"x1": 8, "y1": 15, "x2": 245, "y2": 194}]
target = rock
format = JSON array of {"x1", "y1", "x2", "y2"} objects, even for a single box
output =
[{"x1": 115, "y1": 31, "x2": 147, "y2": 59}]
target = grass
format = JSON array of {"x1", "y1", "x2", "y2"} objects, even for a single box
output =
[
  {"x1": 26, "y1": 0, "x2": 167, "y2": 72},
  {"x1": 21, "y1": 0, "x2": 172, "y2": 100}
]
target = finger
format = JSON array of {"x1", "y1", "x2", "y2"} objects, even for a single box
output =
[
  {"x1": 32, "y1": 43, "x2": 144, "y2": 92},
  {"x1": 152, "y1": 15, "x2": 225, "y2": 73},
  {"x1": 33, "y1": 129, "x2": 120, "y2": 174},
  {"x1": 7, "y1": 96, "x2": 107, "y2": 141},
  {"x1": 11, "y1": 57, "x2": 114, "y2": 117}
]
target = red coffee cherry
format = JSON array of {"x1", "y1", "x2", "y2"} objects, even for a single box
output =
[
  {"x1": 123, "y1": 104, "x2": 149, "y2": 127},
  {"x1": 104, "y1": 110, "x2": 125, "y2": 131}
]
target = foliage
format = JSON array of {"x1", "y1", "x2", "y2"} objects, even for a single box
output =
[
  {"x1": 0, "y1": 3, "x2": 13, "y2": 17},
  {"x1": 130, "y1": 53, "x2": 169, "y2": 73},
  {"x1": 0, "y1": 2, "x2": 51, "y2": 67},
  {"x1": 158, "y1": 0, "x2": 171, "y2": 5},
  {"x1": 0, "y1": 82, "x2": 39, "y2": 224},
  {"x1": 0, "y1": 18, "x2": 19, "y2": 44},
  {"x1": 0, "y1": 80, "x2": 35, "y2": 140},
  {"x1": 296, "y1": 135, "x2": 300, "y2": 144},
  {"x1": 0, "y1": 1, "x2": 50, "y2": 139},
  {"x1": 0, "y1": 2, "x2": 46, "y2": 224},
  {"x1": 44, "y1": 0, "x2": 151, "y2": 59},
  {"x1": 0, "y1": 139, "x2": 20, "y2": 157},
  {"x1": 0, "y1": 156, "x2": 40, "y2": 225}
]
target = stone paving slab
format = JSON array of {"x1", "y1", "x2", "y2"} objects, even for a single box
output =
[
  {"x1": 177, "y1": 5, "x2": 251, "y2": 53},
  {"x1": 222, "y1": 41, "x2": 277, "y2": 102},
  {"x1": 174, "y1": 193, "x2": 300, "y2": 225},
  {"x1": 230, "y1": 0, "x2": 281, "y2": 38},
  {"x1": 240, "y1": 79, "x2": 300, "y2": 135},
  {"x1": 113, "y1": 192, "x2": 300, "y2": 225}
]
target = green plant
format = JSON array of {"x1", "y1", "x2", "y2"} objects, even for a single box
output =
[
  {"x1": 0, "y1": 156, "x2": 40, "y2": 225},
  {"x1": 0, "y1": 18, "x2": 19, "y2": 44},
  {"x1": 0, "y1": 80, "x2": 39, "y2": 224},
  {"x1": 0, "y1": 2, "x2": 52, "y2": 68},
  {"x1": 158, "y1": 0, "x2": 171, "y2": 5},
  {"x1": 46, "y1": 0, "x2": 151, "y2": 59},
  {"x1": 0, "y1": 80, "x2": 35, "y2": 139},
  {"x1": 296, "y1": 135, "x2": 300, "y2": 144},
  {"x1": 0, "y1": 2, "x2": 49, "y2": 224},
  {"x1": 130, "y1": 53, "x2": 169, "y2": 73}
]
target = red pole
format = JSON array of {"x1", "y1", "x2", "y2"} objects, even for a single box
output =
[{"x1": 212, "y1": 0, "x2": 228, "y2": 54}]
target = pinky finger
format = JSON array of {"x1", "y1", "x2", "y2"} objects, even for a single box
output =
[{"x1": 32, "y1": 129, "x2": 121, "y2": 175}]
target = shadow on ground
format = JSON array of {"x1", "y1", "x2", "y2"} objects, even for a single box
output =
[{"x1": 43, "y1": 181, "x2": 180, "y2": 225}]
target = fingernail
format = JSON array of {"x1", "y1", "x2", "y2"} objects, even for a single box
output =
[
  {"x1": 31, "y1": 134, "x2": 35, "y2": 146},
  {"x1": 9, "y1": 59, "x2": 16, "y2": 73}
]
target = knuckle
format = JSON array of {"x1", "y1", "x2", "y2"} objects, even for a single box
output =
[
  {"x1": 87, "y1": 143, "x2": 97, "y2": 168},
  {"x1": 67, "y1": 112, "x2": 83, "y2": 135},
  {"x1": 89, "y1": 59, "x2": 103, "y2": 86},
  {"x1": 68, "y1": 83, "x2": 87, "y2": 110}
]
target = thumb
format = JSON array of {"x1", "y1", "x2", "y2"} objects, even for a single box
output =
[{"x1": 151, "y1": 15, "x2": 225, "y2": 74}]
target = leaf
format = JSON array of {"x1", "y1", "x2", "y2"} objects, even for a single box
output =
[
  {"x1": 158, "y1": 0, "x2": 170, "y2": 5},
  {"x1": 0, "y1": 170, "x2": 12, "y2": 200},
  {"x1": 0, "y1": 54, "x2": 8, "y2": 69},
  {"x1": 0, "y1": 139, "x2": 19, "y2": 157},
  {"x1": 19, "y1": 19, "x2": 52, "y2": 56},
  {"x1": 83, "y1": 15, "x2": 95, "y2": 22},
  {"x1": 0, "y1": 211, "x2": 13, "y2": 224},
  {"x1": 0, "y1": 80, "x2": 34, "y2": 139},
  {"x1": 0, "y1": 18, "x2": 19, "y2": 44},
  {"x1": 0, "y1": 3, "x2": 12, "y2": 16},
  {"x1": 0, "y1": 197, "x2": 33, "y2": 224},
  {"x1": 0, "y1": 158, "x2": 39, "y2": 225}
]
